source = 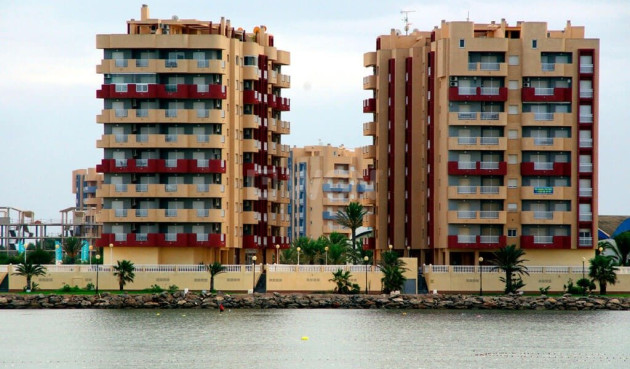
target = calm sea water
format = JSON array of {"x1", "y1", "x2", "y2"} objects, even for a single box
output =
[{"x1": 1, "y1": 308, "x2": 628, "y2": 369}]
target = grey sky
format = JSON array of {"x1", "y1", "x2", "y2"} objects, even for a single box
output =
[{"x1": 0, "y1": 0, "x2": 628, "y2": 220}]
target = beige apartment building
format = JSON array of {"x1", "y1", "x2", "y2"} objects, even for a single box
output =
[
  {"x1": 362, "y1": 20, "x2": 598, "y2": 265},
  {"x1": 95, "y1": 5, "x2": 291, "y2": 265},
  {"x1": 70, "y1": 168, "x2": 104, "y2": 242},
  {"x1": 289, "y1": 145, "x2": 373, "y2": 241}
]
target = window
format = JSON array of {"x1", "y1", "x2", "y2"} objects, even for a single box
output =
[
  {"x1": 508, "y1": 130, "x2": 518, "y2": 139},
  {"x1": 508, "y1": 80, "x2": 518, "y2": 90},
  {"x1": 532, "y1": 40, "x2": 538, "y2": 49},
  {"x1": 508, "y1": 155, "x2": 518, "y2": 164},
  {"x1": 508, "y1": 179, "x2": 518, "y2": 188},
  {"x1": 459, "y1": 39, "x2": 465, "y2": 48},
  {"x1": 508, "y1": 105, "x2": 518, "y2": 115},
  {"x1": 508, "y1": 229, "x2": 517, "y2": 237},
  {"x1": 507, "y1": 203, "x2": 517, "y2": 212},
  {"x1": 508, "y1": 55, "x2": 519, "y2": 65}
]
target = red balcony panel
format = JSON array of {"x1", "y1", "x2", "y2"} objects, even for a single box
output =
[
  {"x1": 242, "y1": 235, "x2": 260, "y2": 249},
  {"x1": 243, "y1": 90, "x2": 261, "y2": 104},
  {"x1": 363, "y1": 98, "x2": 376, "y2": 113},
  {"x1": 155, "y1": 159, "x2": 189, "y2": 173},
  {"x1": 277, "y1": 167, "x2": 289, "y2": 181},
  {"x1": 520, "y1": 235, "x2": 571, "y2": 249},
  {"x1": 189, "y1": 159, "x2": 226, "y2": 174},
  {"x1": 189, "y1": 84, "x2": 227, "y2": 99},
  {"x1": 449, "y1": 87, "x2": 508, "y2": 102},
  {"x1": 156, "y1": 233, "x2": 189, "y2": 247},
  {"x1": 267, "y1": 94, "x2": 278, "y2": 108},
  {"x1": 447, "y1": 235, "x2": 506, "y2": 249},
  {"x1": 363, "y1": 167, "x2": 376, "y2": 182},
  {"x1": 126, "y1": 233, "x2": 159, "y2": 247},
  {"x1": 362, "y1": 237, "x2": 376, "y2": 250},
  {"x1": 190, "y1": 233, "x2": 226, "y2": 248},
  {"x1": 277, "y1": 97, "x2": 290, "y2": 111},
  {"x1": 95, "y1": 233, "x2": 113, "y2": 247},
  {"x1": 447, "y1": 161, "x2": 507, "y2": 176},
  {"x1": 243, "y1": 163, "x2": 260, "y2": 177},
  {"x1": 156, "y1": 84, "x2": 189, "y2": 99},
  {"x1": 521, "y1": 87, "x2": 572, "y2": 102},
  {"x1": 267, "y1": 236, "x2": 290, "y2": 249},
  {"x1": 262, "y1": 165, "x2": 278, "y2": 179},
  {"x1": 520, "y1": 162, "x2": 571, "y2": 176}
]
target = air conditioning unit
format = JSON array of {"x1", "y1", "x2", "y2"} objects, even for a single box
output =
[
  {"x1": 449, "y1": 81, "x2": 458, "y2": 87},
  {"x1": 523, "y1": 82, "x2": 531, "y2": 87},
  {"x1": 449, "y1": 76, "x2": 458, "y2": 82}
]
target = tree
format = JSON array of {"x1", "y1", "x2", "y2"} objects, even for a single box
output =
[
  {"x1": 206, "y1": 262, "x2": 226, "y2": 292},
  {"x1": 62, "y1": 237, "x2": 82, "y2": 264},
  {"x1": 12, "y1": 262, "x2": 47, "y2": 291},
  {"x1": 588, "y1": 255, "x2": 618, "y2": 295},
  {"x1": 329, "y1": 269, "x2": 359, "y2": 294},
  {"x1": 27, "y1": 248, "x2": 54, "y2": 265},
  {"x1": 112, "y1": 260, "x2": 135, "y2": 291},
  {"x1": 490, "y1": 245, "x2": 529, "y2": 294},
  {"x1": 335, "y1": 202, "x2": 368, "y2": 250},
  {"x1": 378, "y1": 251, "x2": 407, "y2": 294},
  {"x1": 600, "y1": 231, "x2": 630, "y2": 266}
]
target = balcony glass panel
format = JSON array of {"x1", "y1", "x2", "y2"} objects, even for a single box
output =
[
  {"x1": 196, "y1": 233, "x2": 209, "y2": 242},
  {"x1": 479, "y1": 186, "x2": 499, "y2": 194},
  {"x1": 115, "y1": 59, "x2": 128, "y2": 67},
  {"x1": 165, "y1": 209, "x2": 178, "y2": 217},
  {"x1": 534, "y1": 137, "x2": 554, "y2": 146},
  {"x1": 115, "y1": 233, "x2": 127, "y2": 241},
  {"x1": 480, "y1": 137, "x2": 499, "y2": 145},
  {"x1": 115, "y1": 109, "x2": 128, "y2": 118},
  {"x1": 480, "y1": 112, "x2": 499, "y2": 120},
  {"x1": 580, "y1": 114, "x2": 593, "y2": 123},
  {"x1": 579, "y1": 163, "x2": 593, "y2": 173},
  {"x1": 458, "y1": 161, "x2": 476, "y2": 170},
  {"x1": 197, "y1": 60, "x2": 209, "y2": 68},
  {"x1": 197, "y1": 109, "x2": 209, "y2": 118},
  {"x1": 197, "y1": 209, "x2": 209, "y2": 217},
  {"x1": 579, "y1": 237, "x2": 593, "y2": 246},
  {"x1": 197, "y1": 84, "x2": 209, "y2": 93},
  {"x1": 137, "y1": 134, "x2": 148, "y2": 142},
  {"x1": 579, "y1": 139, "x2": 593, "y2": 148},
  {"x1": 533, "y1": 162, "x2": 553, "y2": 170},
  {"x1": 580, "y1": 64, "x2": 593, "y2": 74},
  {"x1": 115, "y1": 159, "x2": 128, "y2": 167},
  {"x1": 457, "y1": 211, "x2": 477, "y2": 219},
  {"x1": 165, "y1": 59, "x2": 178, "y2": 68},
  {"x1": 165, "y1": 159, "x2": 178, "y2": 168},
  {"x1": 534, "y1": 236, "x2": 553, "y2": 244},
  {"x1": 458, "y1": 235, "x2": 476, "y2": 243},
  {"x1": 458, "y1": 137, "x2": 477, "y2": 145},
  {"x1": 165, "y1": 109, "x2": 178, "y2": 118},
  {"x1": 480, "y1": 235, "x2": 499, "y2": 243},
  {"x1": 114, "y1": 184, "x2": 127, "y2": 192},
  {"x1": 579, "y1": 188, "x2": 593, "y2": 197},
  {"x1": 534, "y1": 211, "x2": 553, "y2": 219},
  {"x1": 165, "y1": 184, "x2": 178, "y2": 192},
  {"x1": 197, "y1": 184, "x2": 209, "y2": 192},
  {"x1": 458, "y1": 87, "x2": 476, "y2": 95},
  {"x1": 579, "y1": 213, "x2": 593, "y2": 221},
  {"x1": 136, "y1": 233, "x2": 148, "y2": 241},
  {"x1": 165, "y1": 134, "x2": 178, "y2": 142},
  {"x1": 480, "y1": 87, "x2": 499, "y2": 96},
  {"x1": 136, "y1": 109, "x2": 148, "y2": 117},
  {"x1": 115, "y1": 134, "x2": 128, "y2": 143},
  {"x1": 136, "y1": 84, "x2": 148, "y2": 92},
  {"x1": 541, "y1": 63, "x2": 555, "y2": 71},
  {"x1": 479, "y1": 162, "x2": 499, "y2": 170},
  {"x1": 165, "y1": 233, "x2": 177, "y2": 241},
  {"x1": 479, "y1": 211, "x2": 499, "y2": 219},
  {"x1": 196, "y1": 159, "x2": 209, "y2": 168},
  {"x1": 135, "y1": 209, "x2": 148, "y2": 217},
  {"x1": 197, "y1": 134, "x2": 209, "y2": 143},
  {"x1": 136, "y1": 59, "x2": 148, "y2": 67},
  {"x1": 115, "y1": 84, "x2": 128, "y2": 92},
  {"x1": 458, "y1": 112, "x2": 478, "y2": 120},
  {"x1": 534, "y1": 88, "x2": 554, "y2": 96},
  {"x1": 136, "y1": 159, "x2": 148, "y2": 167},
  {"x1": 480, "y1": 62, "x2": 500, "y2": 71},
  {"x1": 580, "y1": 90, "x2": 593, "y2": 98},
  {"x1": 534, "y1": 113, "x2": 554, "y2": 121},
  {"x1": 114, "y1": 209, "x2": 128, "y2": 217},
  {"x1": 457, "y1": 186, "x2": 477, "y2": 194}
]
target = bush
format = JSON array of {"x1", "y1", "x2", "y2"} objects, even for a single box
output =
[
  {"x1": 576, "y1": 278, "x2": 596, "y2": 293},
  {"x1": 168, "y1": 285, "x2": 179, "y2": 293},
  {"x1": 58, "y1": 284, "x2": 81, "y2": 293},
  {"x1": 27, "y1": 249, "x2": 54, "y2": 264},
  {"x1": 539, "y1": 286, "x2": 550, "y2": 295},
  {"x1": 148, "y1": 284, "x2": 163, "y2": 293},
  {"x1": 85, "y1": 283, "x2": 95, "y2": 291},
  {"x1": 564, "y1": 278, "x2": 583, "y2": 294}
]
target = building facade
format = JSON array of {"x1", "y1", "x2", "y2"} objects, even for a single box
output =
[
  {"x1": 289, "y1": 145, "x2": 373, "y2": 241},
  {"x1": 70, "y1": 168, "x2": 104, "y2": 243},
  {"x1": 95, "y1": 5, "x2": 291, "y2": 265},
  {"x1": 362, "y1": 20, "x2": 598, "y2": 265}
]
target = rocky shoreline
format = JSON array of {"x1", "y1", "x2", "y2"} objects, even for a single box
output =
[{"x1": 1, "y1": 292, "x2": 629, "y2": 310}]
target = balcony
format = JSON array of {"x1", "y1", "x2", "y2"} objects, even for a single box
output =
[
  {"x1": 520, "y1": 186, "x2": 568, "y2": 200},
  {"x1": 322, "y1": 183, "x2": 352, "y2": 193},
  {"x1": 275, "y1": 73, "x2": 291, "y2": 89},
  {"x1": 579, "y1": 89, "x2": 594, "y2": 99},
  {"x1": 520, "y1": 162, "x2": 571, "y2": 176},
  {"x1": 189, "y1": 159, "x2": 227, "y2": 174},
  {"x1": 363, "y1": 75, "x2": 376, "y2": 90},
  {"x1": 579, "y1": 163, "x2": 593, "y2": 174},
  {"x1": 448, "y1": 235, "x2": 507, "y2": 249},
  {"x1": 190, "y1": 233, "x2": 226, "y2": 248},
  {"x1": 447, "y1": 210, "x2": 506, "y2": 224},
  {"x1": 188, "y1": 84, "x2": 227, "y2": 99},
  {"x1": 96, "y1": 159, "x2": 225, "y2": 174},
  {"x1": 363, "y1": 52, "x2": 377, "y2": 67},
  {"x1": 243, "y1": 163, "x2": 261, "y2": 177},
  {"x1": 363, "y1": 122, "x2": 376, "y2": 136},
  {"x1": 363, "y1": 98, "x2": 376, "y2": 113},
  {"x1": 579, "y1": 187, "x2": 593, "y2": 198},
  {"x1": 361, "y1": 145, "x2": 376, "y2": 159},
  {"x1": 268, "y1": 118, "x2": 291, "y2": 134},
  {"x1": 520, "y1": 235, "x2": 571, "y2": 249},
  {"x1": 449, "y1": 86, "x2": 508, "y2": 102},
  {"x1": 447, "y1": 161, "x2": 507, "y2": 176},
  {"x1": 447, "y1": 186, "x2": 506, "y2": 199},
  {"x1": 465, "y1": 62, "x2": 507, "y2": 75},
  {"x1": 97, "y1": 83, "x2": 159, "y2": 99},
  {"x1": 521, "y1": 112, "x2": 572, "y2": 127},
  {"x1": 242, "y1": 235, "x2": 261, "y2": 249},
  {"x1": 521, "y1": 137, "x2": 572, "y2": 151},
  {"x1": 579, "y1": 114, "x2": 594, "y2": 124},
  {"x1": 579, "y1": 237, "x2": 593, "y2": 247},
  {"x1": 362, "y1": 237, "x2": 376, "y2": 250},
  {"x1": 363, "y1": 167, "x2": 376, "y2": 182},
  {"x1": 521, "y1": 211, "x2": 573, "y2": 224},
  {"x1": 521, "y1": 87, "x2": 572, "y2": 102},
  {"x1": 579, "y1": 64, "x2": 594, "y2": 75},
  {"x1": 448, "y1": 136, "x2": 506, "y2": 150},
  {"x1": 449, "y1": 112, "x2": 507, "y2": 126},
  {"x1": 96, "y1": 108, "x2": 227, "y2": 124},
  {"x1": 579, "y1": 212, "x2": 593, "y2": 222},
  {"x1": 243, "y1": 90, "x2": 261, "y2": 104},
  {"x1": 276, "y1": 97, "x2": 290, "y2": 111}
]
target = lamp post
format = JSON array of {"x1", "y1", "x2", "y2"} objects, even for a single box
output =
[
  {"x1": 275, "y1": 244, "x2": 280, "y2": 264},
  {"x1": 363, "y1": 255, "x2": 369, "y2": 294},
  {"x1": 598, "y1": 246, "x2": 604, "y2": 256},
  {"x1": 582, "y1": 256, "x2": 587, "y2": 295},
  {"x1": 297, "y1": 247, "x2": 301, "y2": 267},
  {"x1": 478, "y1": 256, "x2": 484, "y2": 296},
  {"x1": 95, "y1": 254, "x2": 101, "y2": 295},
  {"x1": 388, "y1": 244, "x2": 393, "y2": 252},
  {"x1": 325, "y1": 246, "x2": 329, "y2": 266},
  {"x1": 89, "y1": 245, "x2": 93, "y2": 265},
  {"x1": 109, "y1": 243, "x2": 113, "y2": 264},
  {"x1": 406, "y1": 246, "x2": 410, "y2": 258},
  {"x1": 252, "y1": 255, "x2": 257, "y2": 293}
]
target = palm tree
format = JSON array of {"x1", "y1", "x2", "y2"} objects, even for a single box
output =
[
  {"x1": 112, "y1": 260, "x2": 135, "y2": 291},
  {"x1": 206, "y1": 262, "x2": 226, "y2": 292},
  {"x1": 335, "y1": 202, "x2": 368, "y2": 250},
  {"x1": 588, "y1": 255, "x2": 618, "y2": 295},
  {"x1": 600, "y1": 231, "x2": 630, "y2": 266},
  {"x1": 12, "y1": 262, "x2": 47, "y2": 291},
  {"x1": 378, "y1": 251, "x2": 407, "y2": 294},
  {"x1": 490, "y1": 245, "x2": 529, "y2": 294},
  {"x1": 329, "y1": 269, "x2": 359, "y2": 294},
  {"x1": 62, "y1": 237, "x2": 82, "y2": 264}
]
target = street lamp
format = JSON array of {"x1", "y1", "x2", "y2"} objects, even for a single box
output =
[
  {"x1": 478, "y1": 256, "x2": 484, "y2": 296},
  {"x1": 388, "y1": 244, "x2": 393, "y2": 251},
  {"x1": 363, "y1": 255, "x2": 369, "y2": 294},
  {"x1": 95, "y1": 254, "x2": 101, "y2": 294},
  {"x1": 109, "y1": 243, "x2": 114, "y2": 264},
  {"x1": 252, "y1": 255, "x2": 257, "y2": 293},
  {"x1": 598, "y1": 246, "x2": 604, "y2": 256},
  {"x1": 89, "y1": 245, "x2": 93, "y2": 265},
  {"x1": 406, "y1": 246, "x2": 410, "y2": 257},
  {"x1": 275, "y1": 244, "x2": 280, "y2": 264},
  {"x1": 297, "y1": 247, "x2": 301, "y2": 266},
  {"x1": 325, "y1": 246, "x2": 329, "y2": 266}
]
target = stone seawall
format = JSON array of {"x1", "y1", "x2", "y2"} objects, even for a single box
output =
[{"x1": 1, "y1": 293, "x2": 629, "y2": 310}]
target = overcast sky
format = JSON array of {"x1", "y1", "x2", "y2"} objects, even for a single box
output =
[{"x1": 1, "y1": 0, "x2": 629, "y2": 220}]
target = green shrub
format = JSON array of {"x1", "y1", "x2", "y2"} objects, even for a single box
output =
[
  {"x1": 168, "y1": 284, "x2": 179, "y2": 293},
  {"x1": 148, "y1": 284, "x2": 163, "y2": 293},
  {"x1": 85, "y1": 282, "x2": 95, "y2": 291},
  {"x1": 564, "y1": 278, "x2": 583, "y2": 294},
  {"x1": 58, "y1": 284, "x2": 81, "y2": 293},
  {"x1": 27, "y1": 249, "x2": 54, "y2": 264},
  {"x1": 576, "y1": 278, "x2": 596, "y2": 293},
  {"x1": 539, "y1": 286, "x2": 550, "y2": 295}
]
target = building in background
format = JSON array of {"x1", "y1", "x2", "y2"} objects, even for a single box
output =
[
  {"x1": 69, "y1": 168, "x2": 103, "y2": 243},
  {"x1": 95, "y1": 5, "x2": 291, "y2": 265},
  {"x1": 362, "y1": 20, "x2": 598, "y2": 265},
  {"x1": 289, "y1": 145, "x2": 374, "y2": 241}
]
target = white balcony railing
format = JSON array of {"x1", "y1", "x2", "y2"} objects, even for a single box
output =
[
  {"x1": 480, "y1": 137, "x2": 499, "y2": 145},
  {"x1": 579, "y1": 237, "x2": 593, "y2": 246},
  {"x1": 534, "y1": 162, "x2": 553, "y2": 170},
  {"x1": 580, "y1": 114, "x2": 593, "y2": 123},
  {"x1": 580, "y1": 89, "x2": 594, "y2": 98},
  {"x1": 479, "y1": 186, "x2": 499, "y2": 194},
  {"x1": 534, "y1": 236, "x2": 553, "y2": 244},
  {"x1": 479, "y1": 161, "x2": 499, "y2": 170},
  {"x1": 458, "y1": 112, "x2": 478, "y2": 120},
  {"x1": 458, "y1": 161, "x2": 476, "y2": 170},
  {"x1": 579, "y1": 188, "x2": 593, "y2": 197},
  {"x1": 458, "y1": 87, "x2": 477, "y2": 95},
  {"x1": 457, "y1": 186, "x2": 477, "y2": 194},
  {"x1": 534, "y1": 87, "x2": 554, "y2": 96},
  {"x1": 579, "y1": 163, "x2": 593, "y2": 173},
  {"x1": 534, "y1": 137, "x2": 554, "y2": 146},
  {"x1": 580, "y1": 212, "x2": 593, "y2": 221},
  {"x1": 480, "y1": 112, "x2": 499, "y2": 120},
  {"x1": 480, "y1": 62, "x2": 500, "y2": 71},
  {"x1": 457, "y1": 211, "x2": 477, "y2": 219},
  {"x1": 479, "y1": 211, "x2": 499, "y2": 219},
  {"x1": 458, "y1": 137, "x2": 477, "y2": 145},
  {"x1": 457, "y1": 235, "x2": 476, "y2": 243},
  {"x1": 534, "y1": 211, "x2": 554, "y2": 220},
  {"x1": 480, "y1": 235, "x2": 500, "y2": 244},
  {"x1": 579, "y1": 138, "x2": 593, "y2": 148},
  {"x1": 534, "y1": 112, "x2": 554, "y2": 121},
  {"x1": 580, "y1": 64, "x2": 594, "y2": 74},
  {"x1": 480, "y1": 87, "x2": 499, "y2": 96}
]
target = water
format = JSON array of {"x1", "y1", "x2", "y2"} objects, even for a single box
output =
[{"x1": 1, "y1": 309, "x2": 628, "y2": 369}]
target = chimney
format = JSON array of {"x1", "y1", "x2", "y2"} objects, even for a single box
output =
[{"x1": 141, "y1": 4, "x2": 149, "y2": 21}]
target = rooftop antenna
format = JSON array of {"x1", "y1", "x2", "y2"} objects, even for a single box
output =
[
  {"x1": 467, "y1": 11, "x2": 470, "y2": 21},
  {"x1": 401, "y1": 10, "x2": 415, "y2": 35}
]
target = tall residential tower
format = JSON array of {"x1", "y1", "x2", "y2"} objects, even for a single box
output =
[
  {"x1": 363, "y1": 20, "x2": 598, "y2": 265},
  {"x1": 95, "y1": 5, "x2": 291, "y2": 265}
]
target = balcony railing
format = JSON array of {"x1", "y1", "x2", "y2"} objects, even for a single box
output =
[
  {"x1": 165, "y1": 233, "x2": 177, "y2": 242},
  {"x1": 534, "y1": 137, "x2": 554, "y2": 146},
  {"x1": 457, "y1": 137, "x2": 477, "y2": 145},
  {"x1": 579, "y1": 163, "x2": 593, "y2": 173},
  {"x1": 579, "y1": 138, "x2": 593, "y2": 148},
  {"x1": 541, "y1": 63, "x2": 555, "y2": 71},
  {"x1": 136, "y1": 109, "x2": 148, "y2": 117},
  {"x1": 579, "y1": 114, "x2": 593, "y2": 123},
  {"x1": 114, "y1": 59, "x2": 127, "y2": 67},
  {"x1": 458, "y1": 235, "x2": 476, "y2": 243},
  {"x1": 480, "y1": 87, "x2": 500, "y2": 96},
  {"x1": 136, "y1": 233, "x2": 148, "y2": 242},
  {"x1": 115, "y1": 109, "x2": 128, "y2": 118},
  {"x1": 457, "y1": 211, "x2": 477, "y2": 219},
  {"x1": 165, "y1": 184, "x2": 178, "y2": 192},
  {"x1": 479, "y1": 162, "x2": 499, "y2": 170},
  {"x1": 136, "y1": 184, "x2": 148, "y2": 192},
  {"x1": 579, "y1": 237, "x2": 593, "y2": 246},
  {"x1": 165, "y1": 159, "x2": 178, "y2": 168},
  {"x1": 197, "y1": 184, "x2": 209, "y2": 192},
  {"x1": 115, "y1": 233, "x2": 127, "y2": 241},
  {"x1": 197, "y1": 109, "x2": 209, "y2": 118},
  {"x1": 197, "y1": 209, "x2": 209, "y2": 217},
  {"x1": 136, "y1": 159, "x2": 148, "y2": 167},
  {"x1": 165, "y1": 209, "x2": 178, "y2": 217},
  {"x1": 458, "y1": 161, "x2": 476, "y2": 170},
  {"x1": 534, "y1": 112, "x2": 554, "y2": 121},
  {"x1": 457, "y1": 186, "x2": 477, "y2": 194},
  {"x1": 458, "y1": 112, "x2": 477, "y2": 120},
  {"x1": 479, "y1": 211, "x2": 499, "y2": 219},
  {"x1": 579, "y1": 188, "x2": 593, "y2": 197},
  {"x1": 165, "y1": 109, "x2": 178, "y2": 118},
  {"x1": 534, "y1": 211, "x2": 554, "y2": 220},
  {"x1": 197, "y1": 134, "x2": 209, "y2": 143},
  {"x1": 479, "y1": 186, "x2": 499, "y2": 194},
  {"x1": 114, "y1": 209, "x2": 127, "y2": 217},
  {"x1": 580, "y1": 89, "x2": 594, "y2": 98},
  {"x1": 481, "y1": 112, "x2": 499, "y2": 120},
  {"x1": 534, "y1": 87, "x2": 555, "y2": 96},
  {"x1": 534, "y1": 236, "x2": 553, "y2": 244},
  {"x1": 480, "y1": 137, "x2": 499, "y2": 145},
  {"x1": 136, "y1": 59, "x2": 149, "y2": 67},
  {"x1": 114, "y1": 184, "x2": 127, "y2": 192},
  {"x1": 458, "y1": 87, "x2": 476, "y2": 95},
  {"x1": 480, "y1": 235, "x2": 500, "y2": 244},
  {"x1": 480, "y1": 62, "x2": 500, "y2": 71},
  {"x1": 580, "y1": 64, "x2": 594, "y2": 74},
  {"x1": 534, "y1": 162, "x2": 554, "y2": 170},
  {"x1": 579, "y1": 213, "x2": 593, "y2": 222}
]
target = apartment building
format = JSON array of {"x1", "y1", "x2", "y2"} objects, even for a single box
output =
[
  {"x1": 70, "y1": 168, "x2": 104, "y2": 242},
  {"x1": 95, "y1": 5, "x2": 291, "y2": 265},
  {"x1": 289, "y1": 145, "x2": 373, "y2": 241},
  {"x1": 362, "y1": 20, "x2": 598, "y2": 265}
]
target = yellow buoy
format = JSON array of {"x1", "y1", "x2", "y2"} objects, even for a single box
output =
[{"x1": 301, "y1": 336, "x2": 309, "y2": 341}]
